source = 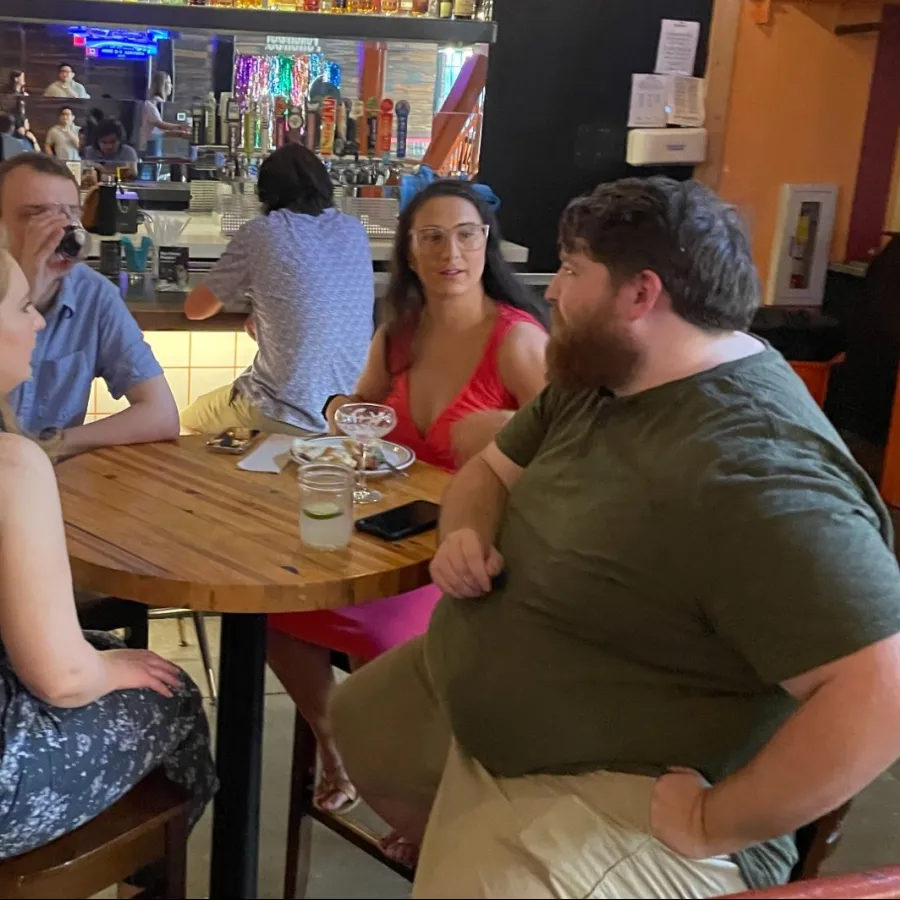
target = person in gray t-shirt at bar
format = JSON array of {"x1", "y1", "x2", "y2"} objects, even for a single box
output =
[{"x1": 182, "y1": 144, "x2": 375, "y2": 434}]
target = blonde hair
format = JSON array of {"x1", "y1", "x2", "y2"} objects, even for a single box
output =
[{"x1": 0, "y1": 250, "x2": 59, "y2": 458}]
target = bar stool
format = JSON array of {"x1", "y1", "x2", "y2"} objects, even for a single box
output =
[
  {"x1": 0, "y1": 769, "x2": 190, "y2": 899},
  {"x1": 282, "y1": 654, "x2": 414, "y2": 900}
]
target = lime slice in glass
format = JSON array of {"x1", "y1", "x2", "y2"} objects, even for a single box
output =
[{"x1": 303, "y1": 502, "x2": 344, "y2": 521}]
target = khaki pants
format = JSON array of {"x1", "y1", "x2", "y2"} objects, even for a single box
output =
[
  {"x1": 180, "y1": 383, "x2": 310, "y2": 436},
  {"x1": 330, "y1": 638, "x2": 748, "y2": 900}
]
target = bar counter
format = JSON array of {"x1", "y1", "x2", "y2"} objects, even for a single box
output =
[{"x1": 93, "y1": 212, "x2": 531, "y2": 265}]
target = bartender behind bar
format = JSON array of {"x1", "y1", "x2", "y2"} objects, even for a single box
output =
[
  {"x1": 84, "y1": 119, "x2": 139, "y2": 179},
  {"x1": 139, "y1": 71, "x2": 189, "y2": 157}
]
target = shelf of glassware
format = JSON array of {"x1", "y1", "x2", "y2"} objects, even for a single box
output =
[{"x1": 0, "y1": 0, "x2": 498, "y2": 43}]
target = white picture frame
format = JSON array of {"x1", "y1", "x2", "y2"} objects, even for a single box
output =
[{"x1": 766, "y1": 183, "x2": 838, "y2": 308}]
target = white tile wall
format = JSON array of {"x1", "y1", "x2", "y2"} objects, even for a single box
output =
[{"x1": 86, "y1": 332, "x2": 249, "y2": 418}]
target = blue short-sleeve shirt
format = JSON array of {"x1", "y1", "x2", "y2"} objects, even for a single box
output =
[{"x1": 9, "y1": 264, "x2": 163, "y2": 433}]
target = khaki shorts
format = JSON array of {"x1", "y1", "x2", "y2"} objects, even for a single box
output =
[
  {"x1": 331, "y1": 637, "x2": 747, "y2": 900},
  {"x1": 179, "y1": 383, "x2": 310, "y2": 436}
]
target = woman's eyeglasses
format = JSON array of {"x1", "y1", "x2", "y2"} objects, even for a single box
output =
[{"x1": 410, "y1": 223, "x2": 490, "y2": 254}]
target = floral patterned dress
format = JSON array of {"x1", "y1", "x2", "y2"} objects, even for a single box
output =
[{"x1": 0, "y1": 630, "x2": 217, "y2": 859}]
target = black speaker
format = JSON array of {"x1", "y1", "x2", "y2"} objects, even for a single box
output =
[{"x1": 96, "y1": 184, "x2": 119, "y2": 237}]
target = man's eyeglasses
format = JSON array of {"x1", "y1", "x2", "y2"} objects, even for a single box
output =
[{"x1": 410, "y1": 223, "x2": 490, "y2": 254}]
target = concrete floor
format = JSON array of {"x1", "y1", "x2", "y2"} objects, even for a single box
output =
[{"x1": 152, "y1": 616, "x2": 900, "y2": 900}]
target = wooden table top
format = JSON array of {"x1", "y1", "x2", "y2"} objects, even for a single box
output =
[{"x1": 56, "y1": 437, "x2": 450, "y2": 614}]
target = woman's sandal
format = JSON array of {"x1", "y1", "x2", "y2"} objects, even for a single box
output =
[
  {"x1": 378, "y1": 832, "x2": 419, "y2": 869},
  {"x1": 313, "y1": 770, "x2": 360, "y2": 816}
]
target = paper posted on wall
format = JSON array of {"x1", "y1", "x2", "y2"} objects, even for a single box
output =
[
  {"x1": 655, "y1": 19, "x2": 701, "y2": 76},
  {"x1": 628, "y1": 73, "x2": 706, "y2": 129},
  {"x1": 667, "y1": 75, "x2": 706, "y2": 127},
  {"x1": 628, "y1": 74, "x2": 669, "y2": 128}
]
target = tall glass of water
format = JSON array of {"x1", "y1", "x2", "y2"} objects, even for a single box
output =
[
  {"x1": 334, "y1": 402, "x2": 397, "y2": 504},
  {"x1": 298, "y1": 464, "x2": 354, "y2": 551}
]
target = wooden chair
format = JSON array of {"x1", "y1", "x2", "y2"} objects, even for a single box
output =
[
  {"x1": 0, "y1": 769, "x2": 190, "y2": 900},
  {"x1": 791, "y1": 801, "x2": 852, "y2": 882},
  {"x1": 281, "y1": 650, "x2": 852, "y2": 899},
  {"x1": 722, "y1": 865, "x2": 900, "y2": 898},
  {"x1": 283, "y1": 654, "x2": 414, "y2": 900}
]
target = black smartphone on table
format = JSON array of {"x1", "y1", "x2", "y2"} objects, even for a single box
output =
[{"x1": 355, "y1": 500, "x2": 440, "y2": 542}]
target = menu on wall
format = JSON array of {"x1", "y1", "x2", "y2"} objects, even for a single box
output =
[{"x1": 654, "y1": 19, "x2": 701, "y2": 76}]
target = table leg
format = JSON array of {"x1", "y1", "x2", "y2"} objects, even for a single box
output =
[{"x1": 209, "y1": 612, "x2": 267, "y2": 899}]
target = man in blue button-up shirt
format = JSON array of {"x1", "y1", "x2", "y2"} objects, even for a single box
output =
[{"x1": 0, "y1": 154, "x2": 178, "y2": 455}]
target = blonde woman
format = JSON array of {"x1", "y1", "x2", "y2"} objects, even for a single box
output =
[{"x1": 0, "y1": 250, "x2": 215, "y2": 871}]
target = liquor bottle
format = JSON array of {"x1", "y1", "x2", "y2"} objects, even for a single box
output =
[
  {"x1": 210, "y1": 0, "x2": 234, "y2": 7},
  {"x1": 453, "y1": 0, "x2": 475, "y2": 18},
  {"x1": 357, "y1": 0, "x2": 375, "y2": 11},
  {"x1": 475, "y1": 0, "x2": 492, "y2": 19},
  {"x1": 411, "y1": 0, "x2": 429, "y2": 14},
  {"x1": 187, "y1": 0, "x2": 209, "y2": 6},
  {"x1": 331, "y1": 0, "x2": 348, "y2": 9},
  {"x1": 399, "y1": 0, "x2": 414, "y2": 14},
  {"x1": 304, "y1": 0, "x2": 321, "y2": 9},
  {"x1": 439, "y1": 0, "x2": 452, "y2": 18},
  {"x1": 382, "y1": 0, "x2": 399, "y2": 12},
  {"x1": 234, "y1": 0, "x2": 262, "y2": 8}
]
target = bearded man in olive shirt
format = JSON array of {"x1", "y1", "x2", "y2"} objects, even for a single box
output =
[{"x1": 331, "y1": 178, "x2": 900, "y2": 899}]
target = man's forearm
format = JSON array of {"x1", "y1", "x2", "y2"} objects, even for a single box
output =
[
  {"x1": 701, "y1": 674, "x2": 900, "y2": 855},
  {"x1": 63, "y1": 402, "x2": 179, "y2": 456},
  {"x1": 438, "y1": 454, "x2": 508, "y2": 546}
]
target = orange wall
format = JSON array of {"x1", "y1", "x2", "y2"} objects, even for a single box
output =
[{"x1": 717, "y1": 2, "x2": 879, "y2": 289}]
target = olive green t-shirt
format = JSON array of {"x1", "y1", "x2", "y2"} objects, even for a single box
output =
[{"x1": 425, "y1": 348, "x2": 900, "y2": 890}]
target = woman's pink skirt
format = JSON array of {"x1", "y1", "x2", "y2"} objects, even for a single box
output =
[{"x1": 267, "y1": 585, "x2": 441, "y2": 662}]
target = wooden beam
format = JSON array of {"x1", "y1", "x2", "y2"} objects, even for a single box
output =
[{"x1": 693, "y1": 0, "x2": 742, "y2": 192}]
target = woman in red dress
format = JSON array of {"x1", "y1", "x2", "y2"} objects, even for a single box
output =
[{"x1": 267, "y1": 181, "x2": 548, "y2": 837}]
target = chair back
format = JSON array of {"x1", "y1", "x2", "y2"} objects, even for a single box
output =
[{"x1": 791, "y1": 801, "x2": 852, "y2": 882}]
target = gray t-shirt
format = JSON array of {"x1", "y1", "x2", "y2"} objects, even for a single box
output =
[{"x1": 203, "y1": 208, "x2": 374, "y2": 431}]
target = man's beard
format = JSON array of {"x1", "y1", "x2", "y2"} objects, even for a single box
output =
[{"x1": 547, "y1": 309, "x2": 644, "y2": 394}]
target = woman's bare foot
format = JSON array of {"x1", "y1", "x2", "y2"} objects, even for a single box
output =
[
  {"x1": 314, "y1": 759, "x2": 359, "y2": 815},
  {"x1": 378, "y1": 831, "x2": 419, "y2": 869}
]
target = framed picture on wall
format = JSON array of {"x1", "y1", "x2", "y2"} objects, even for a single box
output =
[{"x1": 766, "y1": 183, "x2": 838, "y2": 308}]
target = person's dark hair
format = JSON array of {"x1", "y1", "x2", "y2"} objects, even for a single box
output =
[
  {"x1": 58, "y1": 62, "x2": 74, "y2": 74},
  {"x1": 382, "y1": 179, "x2": 540, "y2": 342},
  {"x1": 93, "y1": 118, "x2": 125, "y2": 148},
  {"x1": 0, "y1": 114, "x2": 12, "y2": 135},
  {"x1": 5, "y1": 70, "x2": 23, "y2": 93},
  {"x1": 59, "y1": 105, "x2": 73, "y2": 117},
  {"x1": 558, "y1": 177, "x2": 760, "y2": 332},
  {"x1": 0, "y1": 154, "x2": 79, "y2": 212},
  {"x1": 256, "y1": 144, "x2": 333, "y2": 216}
]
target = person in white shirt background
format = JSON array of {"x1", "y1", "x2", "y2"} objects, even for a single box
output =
[
  {"x1": 44, "y1": 107, "x2": 81, "y2": 162},
  {"x1": 139, "y1": 71, "x2": 188, "y2": 157},
  {"x1": 43, "y1": 63, "x2": 90, "y2": 100}
]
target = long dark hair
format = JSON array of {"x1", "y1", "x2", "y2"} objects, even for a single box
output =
[
  {"x1": 382, "y1": 180, "x2": 539, "y2": 339},
  {"x1": 6, "y1": 70, "x2": 23, "y2": 93},
  {"x1": 257, "y1": 144, "x2": 333, "y2": 217}
]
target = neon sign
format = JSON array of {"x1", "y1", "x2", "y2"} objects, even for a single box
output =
[{"x1": 67, "y1": 26, "x2": 170, "y2": 60}]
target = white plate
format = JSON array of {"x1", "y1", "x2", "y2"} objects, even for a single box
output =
[{"x1": 290, "y1": 436, "x2": 416, "y2": 478}]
